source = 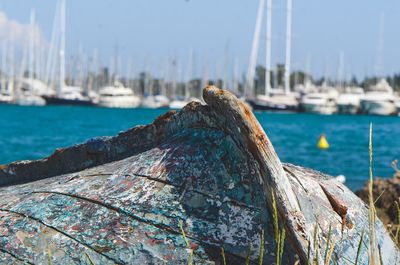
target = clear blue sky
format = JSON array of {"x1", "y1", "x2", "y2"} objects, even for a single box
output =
[{"x1": 0, "y1": 0, "x2": 399, "y2": 80}]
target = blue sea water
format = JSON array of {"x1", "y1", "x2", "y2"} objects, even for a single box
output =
[{"x1": 0, "y1": 104, "x2": 398, "y2": 191}]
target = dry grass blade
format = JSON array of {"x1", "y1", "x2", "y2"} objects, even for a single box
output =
[
  {"x1": 85, "y1": 253, "x2": 96, "y2": 265},
  {"x1": 47, "y1": 248, "x2": 52, "y2": 265},
  {"x1": 259, "y1": 229, "x2": 264, "y2": 265},
  {"x1": 245, "y1": 244, "x2": 253, "y2": 265},
  {"x1": 323, "y1": 224, "x2": 332, "y2": 264},
  {"x1": 378, "y1": 244, "x2": 383, "y2": 265},
  {"x1": 373, "y1": 190, "x2": 385, "y2": 205},
  {"x1": 396, "y1": 201, "x2": 400, "y2": 244},
  {"x1": 271, "y1": 191, "x2": 284, "y2": 265},
  {"x1": 179, "y1": 220, "x2": 189, "y2": 247},
  {"x1": 279, "y1": 228, "x2": 286, "y2": 261},
  {"x1": 368, "y1": 123, "x2": 377, "y2": 265},
  {"x1": 188, "y1": 250, "x2": 194, "y2": 265},
  {"x1": 325, "y1": 239, "x2": 336, "y2": 265},
  {"x1": 355, "y1": 231, "x2": 364, "y2": 265},
  {"x1": 221, "y1": 247, "x2": 227, "y2": 265},
  {"x1": 179, "y1": 220, "x2": 193, "y2": 265},
  {"x1": 313, "y1": 221, "x2": 319, "y2": 265}
]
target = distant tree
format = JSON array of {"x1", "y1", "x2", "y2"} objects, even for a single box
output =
[
  {"x1": 276, "y1": 64, "x2": 285, "y2": 87},
  {"x1": 255, "y1": 65, "x2": 266, "y2": 95},
  {"x1": 290, "y1": 71, "x2": 312, "y2": 88},
  {"x1": 361, "y1": 76, "x2": 378, "y2": 91},
  {"x1": 350, "y1": 76, "x2": 358, "y2": 86}
]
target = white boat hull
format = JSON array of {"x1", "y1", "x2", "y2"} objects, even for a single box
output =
[
  {"x1": 141, "y1": 96, "x2": 169, "y2": 109},
  {"x1": 300, "y1": 103, "x2": 337, "y2": 115},
  {"x1": 360, "y1": 100, "x2": 397, "y2": 115},
  {"x1": 16, "y1": 95, "x2": 46, "y2": 106},
  {"x1": 98, "y1": 96, "x2": 141, "y2": 109},
  {"x1": 337, "y1": 103, "x2": 359, "y2": 114},
  {"x1": 169, "y1": 100, "x2": 189, "y2": 109},
  {"x1": 0, "y1": 94, "x2": 14, "y2": 104}
]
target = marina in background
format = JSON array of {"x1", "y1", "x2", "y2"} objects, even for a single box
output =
[{"x1": 0, "y1": 0, "x2": 399, "y2": 115}]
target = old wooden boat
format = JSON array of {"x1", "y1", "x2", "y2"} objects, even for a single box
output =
[{"x1": 0, "y1": 86, "x2": 398, "y2": 264}]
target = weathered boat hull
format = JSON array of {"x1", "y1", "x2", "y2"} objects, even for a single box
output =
[{"x1": 0, "y1": 86, "x2": 398, "y2": 264}]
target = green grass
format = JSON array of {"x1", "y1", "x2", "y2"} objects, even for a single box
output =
[
  {"x1": 221, "y1": 247, "x2": 227, "y2": 265},
  {"x1": 245, "y1": 244, "x2": 252, "y2": 265},
  {"x1": 259, "y1": 229, "x2": 264, "y2": 265},
  {"x1": 271, "y1": 191, "x2": 285, "y2": 265},
  {"x1": 396, "y1": 201, "x2": 400, "y2": 244},
  {"x1": 354, "y1": 231, "x2": 364, "y2": 265},
  {"x1": 179, "y1": 220, "x2": 193, "y2": 265},
  {"x1": 85, "y1": 253, "x2": 96, "y2": 265},
  {"x1": 47, "y1": 248, "x2": 52, "y2": 265},
  {"x1": 323, "y1": 224, "x2": 332, "y2": 264}
]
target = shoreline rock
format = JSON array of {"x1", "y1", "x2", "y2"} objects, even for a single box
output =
[{"x1": 355, "y1": 175, "x2": 400, "y2": 227}]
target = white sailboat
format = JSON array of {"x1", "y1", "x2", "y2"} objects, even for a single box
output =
[
  {"x1": 0, "y1": 39, "x2": 14, "y2": 104},
  {"x1": 43, "y1": 0, "x2": 93, "y2": 106},
  {"x1": 16, "y1": 9, "x2": 46, "y2": 106},
  {"x1": 141, "y1": 63, "x2": 169, "y2": 108},
  {"x1": 251, "y1": 0, "x2": 299, "y2": 112},
  {"x1": 169, "y1": 58, "x2": 191, "y2": 109},
  {"x1": 359, "y1": 15, "x2": 396, "y2": 116}
]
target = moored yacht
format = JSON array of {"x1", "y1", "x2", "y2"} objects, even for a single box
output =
[
  {"x1": 169, "y1": 97, "x2": 189, "y2": 109},
  {"x1": 43, "y1": 86, "x2": 93, "y2": 106},
  {"x1": 251, "y1": 89, "x2": 299, "y2": 112},
  {"x1": 43, "y1": 0, "x2": 93, "y2": 107},
  {"x1": 98, "y1": 82, "x2": 140, "y2": 108},
  {"x1": 250, "y1": 0, "x2": 299, "y2": 113},
  {"x1": 141, "y1": 95, "x2": 169, "y2": 109},
  {"x1": 169, "y1": 97, "x2": 201, "y2": 109},
  {"x1": 0, "y1": 92, "x2": 13, "y2": 104},
  {"x1": 0, "y1": 70, "x2": 14, "y2": 104},
  {"x1": 395, "y1": 99, "x2": 400, "y2": 115},
  {"x1": 16, "y1": 95, "x2": 45, "y2": 106},
  {"x1": 15, "y1": 78, "x2": 52, "y2": 106},
  {"x1": 300, "y1": 89, "x2": 338, "y2": 115},
  {"x1": 336, "y1": 87, "x2": 364, "y2": 114},
  {"x1": 360, "y1": 79, "x2": 397, "y2": 115}
]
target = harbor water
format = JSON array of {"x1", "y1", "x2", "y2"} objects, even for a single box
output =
[{"x1": 0, "y1": 104, "x2": 398, "y2": 191}]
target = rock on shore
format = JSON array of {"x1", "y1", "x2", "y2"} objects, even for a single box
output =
[{"x1": 355, "y1": 173, "x2": 400, "y2": 229}]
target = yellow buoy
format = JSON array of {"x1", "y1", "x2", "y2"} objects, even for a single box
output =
[{"x1": 317, "y1": 134, "x2": 329, "y2": 150}]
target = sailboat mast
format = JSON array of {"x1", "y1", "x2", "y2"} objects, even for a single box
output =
[
  {"x1": 375, "y1": 13, "x2": 385, "y2": 78},
  {"x1": 1, "y1": 40, "x2": 7, "y2": 94},
  {"x1": 233, "y1": 57, "x2": 239, "y2": 94},
  {"x1": 265, "y1": 0, "x2": 272, "y2": 96},
  {"x1": 29, "y1": 9, "x2": 36, "y2": 85},
  {"x1": 284, "y1": 0, "x2": 292, "y2": 94},
  {"x1": 223, "y1": 42, "x2": 229, "y2": 90},
  {"x1": 59, "y1": 0, "x2": 66, "y2": 95},
  {"x1": 186, "y1": 49, "x2": 193, "y2": 98},
  {"x1": 245, "y1": 0, "x2": 265, "y2": 98},
  {"x1": 337, "y1": 51, "x2": 344, "y2": 90},
  {"x1": 8, "y1": 31, "x2": 15, "y2": 96}
]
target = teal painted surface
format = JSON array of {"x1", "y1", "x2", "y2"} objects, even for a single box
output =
[{"x1": 0, "y1": 104, "x2": 399, "y2": 190}]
